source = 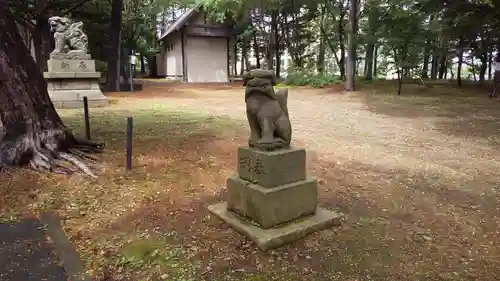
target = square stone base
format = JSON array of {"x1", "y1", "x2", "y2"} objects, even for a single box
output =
[
  {"x1": 237, "y1": 147, "x2": 306, "y2": 188},
  {"x1": 51, "y1": 98, "x2": 109, "y2": 109},
  {"x1": 45, "y1": 76, "x2": 108, "y2": 109},
  {"x1": 208, "y1": 202, "x2": 341, "y2": 251},
  {"x1": 48, "y1": 89, "x2": 108, "y2": 109},
  {"x1": 44, "y1": 71, "x2": 101, "y2": 79},
  {"x1": 47, "y1": 59, "x2": 96, "y2": 72},
  {"x1": 227, "y1": 175, "x2": 318, "y2": 229},
  {"x1": 49, "y1": 53, "x2": 91, "y2": 60}
]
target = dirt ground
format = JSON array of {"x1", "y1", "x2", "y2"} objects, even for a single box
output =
[{"x1": 1, "y1": 79, "x2": 500, "y2": 281}]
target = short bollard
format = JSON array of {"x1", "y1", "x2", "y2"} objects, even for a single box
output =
[
  {"x1": 83, "y1": 97, "x2": 90, "y2": 140},
  {"x1": 126, "y1": 116, "x2": 133, "y2": 170}
]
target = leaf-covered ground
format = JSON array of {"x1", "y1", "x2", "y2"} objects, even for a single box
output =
[{"x1": 1, "y1": 79, "x2": 499, "y2": 281}]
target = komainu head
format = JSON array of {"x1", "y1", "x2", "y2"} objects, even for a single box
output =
[
  {"x1": 243, "y1": 69, "x2": 277, "y2": 100},
  {"x1": 48, "y1": 16, "x2": 71, "y2": 33}
]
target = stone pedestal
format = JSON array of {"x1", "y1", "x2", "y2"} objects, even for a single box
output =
[
  {"x1": 208, "y1": 147, "x2": 341, "y2": 251},
  {"x1": 43, "y1": 55, "x2": 108, "y2": 109}
]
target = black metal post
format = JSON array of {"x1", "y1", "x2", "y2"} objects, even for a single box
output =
[
  {"x1": 126, "y1": 116, "x2": 133, "y2": 170},
  {"x1": 83, "y1": 97, "x2": 90, "y2": 140}
]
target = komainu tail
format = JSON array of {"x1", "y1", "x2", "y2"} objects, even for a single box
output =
[{"x1": 275, "y1": 88, "x2": 289, "y2": 116}]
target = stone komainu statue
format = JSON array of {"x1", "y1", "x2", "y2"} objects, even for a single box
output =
[
  {"x1": 48, "y1": 16, "x2": 88, "y2": 56},
  {"x1": 243, "y1": 69, "x2": 292, "y2": 151}
]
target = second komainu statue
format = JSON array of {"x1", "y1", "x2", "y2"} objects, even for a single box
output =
[
  {"x1": 243, "y1": 69, "x2": 292, "y2": 151},
  {"x1": 48, "y1": 16, "x2": 89, "y2": 57}
]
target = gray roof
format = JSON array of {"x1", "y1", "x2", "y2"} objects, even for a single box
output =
[{"x1": 157, "y1": 8, "x2": 198, "y2": 41}]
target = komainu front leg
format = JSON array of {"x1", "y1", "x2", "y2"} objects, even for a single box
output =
[
  {"x1": 51, "y1": 34, "x2": 66, "y2": 54},
  {"x1": 256, "y1": 117, "x2": 276, "y2": 150},
  {"x1": 247, "y1": 111, "x2": 261, "y2": 148},
  {"x1": 274, "y1": 115, "x2": 292, "y2": 147}
]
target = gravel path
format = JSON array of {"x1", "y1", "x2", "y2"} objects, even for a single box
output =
[{"x1": 147, "y1": 88, "x2": 499, "y2": 183}]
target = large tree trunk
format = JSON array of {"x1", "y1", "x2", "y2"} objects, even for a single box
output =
[
  {"x1": 0, "y1": 6, "x2": 100, "y2": 175},
  {"x1": 276, "y1": 50, "x2": 281, "y2": 78},
  {"x1": 479, "y1": 53, "x2": 487, "y2": 82},
  {"x1": 267, "y1": 10, "x2": 278, "y2": 71},
  {"x1": 318, "y1": 4, "x2": 327, "y2": 74},
  {"x1": 106, "y1": 0, "x2": 124, "y2": 91},
  {"x1": 471, "y1": 55, "x2": 477, "y2": 81},
  {"x1": 430, "y1": 51, "x2": 438, "y2": 80},
  {"x1": 478, "y1": 34, "x2": 488, "y2": 83},
  {"x1": 457, "y1": 46, "x2": 464, "y2": 87},
  {"x1": 149, "y1": 54, "x2": 158, "y2": 77},
  {"x1": 32, "y1": 15, "x2": 52, "y2": 72},
  {"x1": 365, "y1": 42, "x2": 374, "y2": 80},
  {"x1": 396, "y1": 67, "x2": 403, "y2": 95},
  {"x1": 338, "y1": 17, "x2": 346, "y2": 80},
  {"x1": 253, "y1": 31, "x2": 261, "y2": 68},
  {"x1": 240, "y1": 41, "x2": 247, "y2": 75},
  {"x1": 443, "y1": 61, "x2": 448, "y2": 79},
  {"x1": 488, "y1": 51, "x2": 492, "y2": 80},
  {"x1": 363, "y1": 55, "x2": 367, "y2": 76},
  {"x1": 438, "y1": 53, "x2": 447, "y2": 79},
  {"x1": 140, "y1": 54, "x2": 145, "y2": 73},
  {"x1": 373, "y1": 44, "x2": 378, "y2": 77},
  {"x1": 274, "y1": 23, "x2": 281, "y2": 76},
  {"x1": 317, "y1": 35, "x2": 326, "y2": 73},
  {"x1": 16, "y1": 24, "x2": 35, "y2": 62},
  {"x1": 422, "y1": 41, "x2": 430, "y2": 78},
  {"x1": 233, "y1": 39, "x2": 238, "y2": 76},
  {"x1": 345, "y1": 0, "x2": 358, "y2": 91}
]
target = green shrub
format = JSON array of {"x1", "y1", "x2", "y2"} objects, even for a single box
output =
[
  {"x1": 361, "y1": 76, "x2": 386, "y2": 84},
  {"x1": 283, "y1": 67, "x2": 341, "y2": 88}
]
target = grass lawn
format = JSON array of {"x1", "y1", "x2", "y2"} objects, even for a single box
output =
[{"x1": 1, "y1": 79, "x2": 499, "y2": 281}]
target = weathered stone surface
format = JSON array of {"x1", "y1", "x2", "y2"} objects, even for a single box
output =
[
  {"x1": 74, "y1": 72, "x2": 101, "y2": 79},
  {"x1": 48, "y1": 80, "x2": 100, "y2": 91},
  {"x1": 47, "y1": 59, "x2": 95, "y2": 72},
  {"x1": 208, "y1": 72, "x2": 342, "y2": 249},
  {"x1": 237, "y1": 147, "x2": 306, "y2": 188},
  {"x1": 44, "y1": 17, "x2": 106, "y2": 109},
  {"x1": 208, "y1": 202, "x2": 342, "y2": 251},
  {"x1": 48, "y1": 88, "x2": 104, "y2": 99},
  {"x1": 49, "y1": 53, "x2": 91, "y2": 60},
  {"x1": 226, "y1": 175, "x2": 317, "y2": 229},
  {"x1": 49, "y1": 80, "x2": 90, "y2": 91},
  {"x1": 47, "y1": 85, "x2": 108, "y2": 109},
  {"x1": 43, "y1": 72, "x2": 101, "y2": 79},
  {"x1": 51, "y1": 99, "x2": 108, "y2": 109},
  {"x1": 244, "y1": 69, "x2": 292, "y2": 151},
  {"x1": 48, "y1": 16, "x2": 89, "y2": 57}
]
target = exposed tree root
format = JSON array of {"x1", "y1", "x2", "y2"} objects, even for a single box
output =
[
  {"x1": 0, "y1": 127, "x2": 103, "y2": 178},
  {"x1": 69, "y1": 148, "x2": 99, "y2": 162},
  {"x1": 0, "y1": 6, "x2": 104, "y2": 178},
  {"x1": 75, "y1": 137, "x2": 105, "y2": 150},
  {"x1": 0, "y1": 165, "x2": 12, "y2": 176}
]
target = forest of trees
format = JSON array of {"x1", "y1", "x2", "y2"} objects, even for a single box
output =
[
  {"x1": 8, "y1": 0, "x2": 500, "y2": 89},
  {"x1": 0, "y1": 0, "x2": 499, "y2": 172},
  {"x1": 197, "y1": 0, "x2": 500, "y2": 91}
]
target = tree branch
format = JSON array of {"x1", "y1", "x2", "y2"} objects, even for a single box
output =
[
  {"x1": 62, "y1": 0, "x2": 89, "y2": 14},
  {"x1": 7, "y1": 0, "x2": 36, "y2": 28},
  {"x1": 46, "y1": 0, "x2": 88, "y2": 15}
]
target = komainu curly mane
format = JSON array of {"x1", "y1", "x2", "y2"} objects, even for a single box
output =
[{"x1": 49, "y1": 16, "x2": 88, "y2": 55}]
